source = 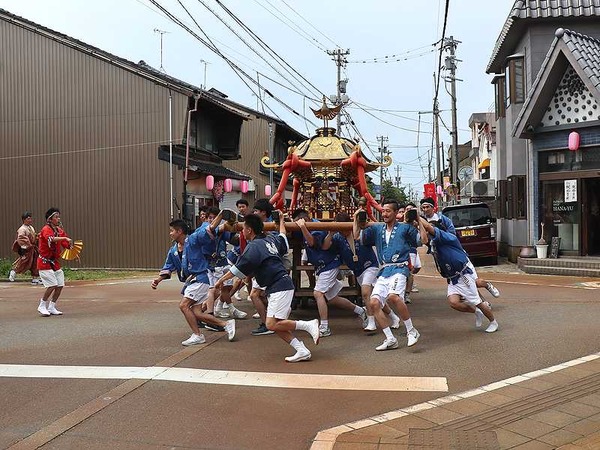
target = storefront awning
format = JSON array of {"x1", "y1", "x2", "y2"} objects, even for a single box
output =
[{"x1": 478, "y1": 158, "x2": 491, "y2": 170}]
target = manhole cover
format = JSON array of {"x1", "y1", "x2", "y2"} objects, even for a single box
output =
[{"x1": 408, "y1": 429, "x2": 499, "y2": 449}]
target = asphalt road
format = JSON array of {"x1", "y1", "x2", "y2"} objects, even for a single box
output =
[{"x1": 1, "y1": 257, "x2": 599, "y2": 450}]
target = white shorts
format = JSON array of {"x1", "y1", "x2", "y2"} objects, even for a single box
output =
[
  {"x1": 252, "y1": 278, "x2": 266, "y2": 291},
  {"x1": 39, "y1": 269, "x2": 65, "y2": 288},
  {"x1": 208, "y1": 266, "x2": 233, "y2": 288},
  {"x1": 410, "y1": 252, "x2": 422, "y2": 270},
  {"x1": 371, "y1": 273, "x2": 408, "y2": 305},
  {"x1": 183, "y1": 282, "x2": 210, "y2": 304},
  {"x1": 314, "y1": 267, "x2": 343, "y2": 301},
  {"x1": 447, "y1": 263, "x2": 481, "y2": 307},
  {"x1": 266, "y1": 289, "x2": 294, "y2": 319},
  {"x1": 356, "y1": 266, "x2": 379, "y2": 287},
  {"x1": 301, "y1": 249, "x2": 308, "y2": 263}
]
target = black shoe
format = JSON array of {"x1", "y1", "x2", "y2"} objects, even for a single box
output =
[
  {"x1": 206, "y1": 323, "x2": 225, "y2": 332},
  {"x1": 251, "y1": 323, "x2": 275, "y2": 336}
]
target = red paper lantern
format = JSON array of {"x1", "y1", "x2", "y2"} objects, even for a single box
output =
[
  {"x1": 264, "y1": 184, "x2": 272, "y2": 197},
  {"x1": 206, "y1": 175, "x2": 214, "y2": 190},
  {"x1": 568, "y1": 131, "x2": 580, "y2": 151},
  {"x1": 241, "y1": 180, "x2": 249, "y2": 194},
  {"x1": 224, "y1": 178, "x2": 233, "y2": 193}
]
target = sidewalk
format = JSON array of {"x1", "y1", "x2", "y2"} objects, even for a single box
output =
[{"x1": 311, "y1": 353, "x2": 600, "y2": 450}]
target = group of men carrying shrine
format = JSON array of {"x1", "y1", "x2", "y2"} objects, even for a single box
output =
[{"x1": 153, "y1": 196, "x2": 500, "y2": 363}]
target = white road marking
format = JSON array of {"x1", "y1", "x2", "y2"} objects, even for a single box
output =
[
  {"x1": 418, "y1": 274, "x2": 599, "y2": 290},
  {"x1": 0, "y1": 364, "x2": 447, "y2": 392}
]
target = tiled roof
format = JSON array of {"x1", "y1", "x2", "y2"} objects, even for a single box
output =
[
  {"x1": 487, "y1": 0, "x2": 600, "y2": 73},
  {"x1": 513, "y1": 28, "x2": 600, "y2": 136},
  {"x1": 560, "y1": 28, "x2": 600, "y2": 91}
]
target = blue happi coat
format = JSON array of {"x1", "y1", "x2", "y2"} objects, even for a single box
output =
[
  {"x1": 361, "y1": 222, "x2": 420, "y2": 278},
  {"x1": 333, "y1": 232, "x2": 379, "y2": 277},
  {"x1": 429, "y1": 227, "x2": 473, "y2": 285}
]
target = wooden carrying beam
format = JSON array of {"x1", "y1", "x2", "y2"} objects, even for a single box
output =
[{"x1": 233, "y1": 221, "x2": 357, "y2": 232}]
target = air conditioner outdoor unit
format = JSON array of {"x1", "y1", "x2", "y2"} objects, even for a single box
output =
[{"x1": 472, "y1": 179, "x2": 496, "y2": 197}]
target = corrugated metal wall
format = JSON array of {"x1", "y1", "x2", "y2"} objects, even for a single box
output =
[
  {"x1": 0, "y1": 19, "x2": 188, "y2": 268},
  {"x1": 223, "y1": 117, "x2": 275, "y2": 201}
]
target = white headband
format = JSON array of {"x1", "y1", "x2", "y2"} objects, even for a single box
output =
[{"x1": 421, "y1": 202, "x2": 434, "y2": 208}]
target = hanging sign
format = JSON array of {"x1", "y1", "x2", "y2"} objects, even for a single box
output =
[{"x1": 564, "y1": 179, "x2": 577, "y2": 203}]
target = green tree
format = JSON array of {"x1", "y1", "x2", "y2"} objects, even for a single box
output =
[{"x1": 380, "y1": 179, "x2": 407, "y2": 203}]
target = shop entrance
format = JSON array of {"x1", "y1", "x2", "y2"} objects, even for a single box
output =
[{"x1": 583, "y1": 177, "x2": 600, "y2": 255}]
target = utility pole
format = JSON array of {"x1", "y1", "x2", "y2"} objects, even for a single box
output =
[
  {"x1": 327, "y1": 49, "x2": 350, "y2": 134},
  {"x1": 443, "y1": 36, "x2": 461, "y2": 186},
  {"x1": 395, "y1": 166, "x2": 402, "y2": 188},
  {"x1": 377, "y1": 135, "x2": 389, "y2": 199},
  {"x1": 153, "y1": 28, "x2": 169, "y2": 73}
]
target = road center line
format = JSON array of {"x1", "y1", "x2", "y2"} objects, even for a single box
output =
[{"x1": 0, "y1": 364, "x2": 448, "y2": 392}]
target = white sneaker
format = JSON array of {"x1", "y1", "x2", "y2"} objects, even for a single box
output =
[
  {"x1": 475, "y1": 308, "x2": 484, "y2": 328},
  {"x1": 225, "y1": 319, "x2": 236, "y2": 341},
  {"x1": 31, "y1": 279, "x2": 42, "y2": 285},
  {"x1": 48, "y1": 303, "x2": 63, "y2": 315},
  {"x1": 407, "y1": 328, "x2": 420, "y2": 347},
  {"x1": 37, "y1": 302, "x2": 50, "y2": 317},
  {"x1": 182, "y1": 333, "x2": 206, "y2": 346},
  {"x1": 485, "y1": 321, "x2": 499, "y2": 333},
  {"x1": 231, "y1": 308, "x2": 248, "y2": 319},
  {"x1": 215, "y1": 310, "x2": 230, "y2": 318},
  {"x1": 390, "y1": 316, "x2": 400, "y2": 329},
  {"x1": 486, "y1": 282, "x2": 500, "y2": 298},
  {"x1": 411, "y1": 286, "x2": 419, "y2": 293},
  {"x1": 358, "y1": 307, "x2": 368, "y2": 328},
  {"x1": 376, "y1": 337, "x2": 398, "y2": 351},
  {"x1": 8, "y1": 270, "x2": 16, "y2": 282},
  {"x1": 364, "y1": 321, "x2": 377, "y2": 332},
  {"x1": 306, "y1": 319, "x2": 320, "y2": 345},
  {"x1": 319, "y1": 326, "x2": 332, "y2": 337},
  {"x1": 285, "y1": 347, "x2": 311, "y2": 362},
  {"x1": 252, "y1": 312, "x2": 260, "y2": 319},
  {"x1": 404, "y1": 293, "x2": 411, "y2": 304}
]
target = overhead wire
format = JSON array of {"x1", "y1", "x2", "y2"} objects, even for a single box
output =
[
  {"x1": 250, "y1": 0, "x2": 328, "y2": 52},
  {"x1": 210, "y1": 0, "x2": 324, "y2": 100},
  {"x1": 148, "y1": 0, "x2": 319, "y2": 127},
  {"x1": 279, "y1": 0, "x2": 342, "y2": 49},
  {"x1": 195, "y1": 0, "x2": 322, "y2": 102}
]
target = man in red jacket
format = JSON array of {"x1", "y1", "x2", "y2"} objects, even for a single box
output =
[{"x1": 37, "y1": 208, "x2": 72, "y2": 317}]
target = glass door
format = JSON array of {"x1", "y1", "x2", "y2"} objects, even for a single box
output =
[{"x1": 540, "y1": 180, "x2": 580, "y2": 254}]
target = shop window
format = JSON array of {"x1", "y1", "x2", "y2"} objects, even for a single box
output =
[{"x1": 540, "y1": 180, "x2": 579, "y2": 251}]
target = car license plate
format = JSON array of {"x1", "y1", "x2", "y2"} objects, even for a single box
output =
[{"x1": 461, "y1": 229, "x2": 475, "y2": 237}]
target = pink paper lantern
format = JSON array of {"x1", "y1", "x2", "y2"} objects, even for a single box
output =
[
  {"x1": 205, "y1": 175, "x2": 214, "y2": 191},
  {"x1": 241, "y1": 180, "x2": 249, "y2": 194},
  {"x1": 224, "y1": 178, "x2": 233, "y2": 193},
  {"x1": 568, "y1": 131, "x2": 580, "y2": 151},
  {"x1": 436, "y1": 185, "x2": 444, "y2": 195},
  {"x1": 264, "y1": 184, "x2": 272, "y2": 196}
]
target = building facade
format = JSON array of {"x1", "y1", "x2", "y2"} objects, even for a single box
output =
[
  {"x1": 486, "y1": 0, "x2": 600, "y2": 260},
  {"x1": 0, "y1": 8, "x2": 302, "y2": 268}
]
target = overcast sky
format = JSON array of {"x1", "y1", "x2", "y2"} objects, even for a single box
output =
[{"x1": 2, "y1": 0, "x2": 515, "y2": 192}]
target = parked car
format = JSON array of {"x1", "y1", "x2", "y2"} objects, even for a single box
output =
[{"x1": 442, "y1": 202, "x2": 498, "y2": 265}]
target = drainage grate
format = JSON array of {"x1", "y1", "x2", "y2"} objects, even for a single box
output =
[{"x1": 408, "y1": 429, "x2": 499, "y2": 449}]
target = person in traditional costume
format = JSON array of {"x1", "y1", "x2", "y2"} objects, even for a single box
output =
[{"x1": 9, "y1": 211, "x2": 41, "y2": 284}]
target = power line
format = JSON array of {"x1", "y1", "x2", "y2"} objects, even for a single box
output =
[
  {"x1": 197, "y1": 0, "x2": 322, "y2": 101},
  {"x1": 250, "y1": 0, "x2": 328, "y2": 52},
  {"x1": 348, "y1": 48, "x2": 436, "y2": 64},
  {"x1": 350, "y1": 102, "x2": 432, "y2": 134},
  {"x1": 279, "y1": 0, "x2": 341, "y2": 49},
  {"x1": 211, "y1": 0, "x2": 325, "y2": 99}
]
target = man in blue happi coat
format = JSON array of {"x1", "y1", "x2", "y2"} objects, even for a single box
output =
[
  {"x1": 216, "y1": 213, "x2": 320, "y2": 362},
  {"x1": 418, "y1": 216, "x2": 499, "y2": 333},
  {"x1": 354, "y1": 199, "x2": 428, "y2": 351},
  {"x1": 152, "y1": 219, "x2": 236, "y2": 346}
]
